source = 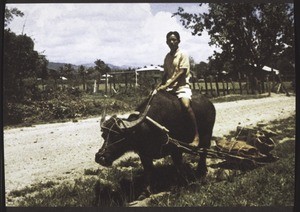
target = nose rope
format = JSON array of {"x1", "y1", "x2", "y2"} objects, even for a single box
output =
[
  {"x1": 101, "y1": 117, "x2": 126, "y2": 150},
  {"x1": 101, "y1": 126, "x2": 120, "y2": 135},
  {"x1": 102, "y1": 137, "x2": 126, "y2": 150},
  {"x1": 101, "y1": 118, "x2": 121, "y2": 135}
]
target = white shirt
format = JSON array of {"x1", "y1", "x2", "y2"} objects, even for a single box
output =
[{"x1": 163, "y1": 49, "x2": 191, "y2": 90}]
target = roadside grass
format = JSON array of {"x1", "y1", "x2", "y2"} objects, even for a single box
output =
[
  {"x1": 7, "y1": 115, "x2": 295, "y2": 207},
  {"x1": 148, "y1": 115, "x2": 295, "y2": 206},
  {"x1": 4, "y1": 94, "x2": 136, "y2": 128},
  {"x1": 149, "y1": 143, "x2": 294, "y2": 206},
  {"x1": 8, "y1": 181, "x2": 57, "y2": 198},
  {"x1": 8, "y1": 177, "x2": 99, "y2": 207},
  {"x1": 208, "y1": 93, "x2": 271, "y2": 103},
  {"x1": 5, "y1": 89, "x2": 291, "y2": 129}
]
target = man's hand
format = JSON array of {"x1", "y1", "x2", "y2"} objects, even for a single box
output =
[
  {"x1": 157, "y1": 79, "x2": 173, "y2": 91},
  {"x1": 157, "y1": 84, "x2": 168, "y2": 91}
]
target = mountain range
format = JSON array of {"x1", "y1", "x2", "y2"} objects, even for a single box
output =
[{"x1": 47, "y1": 62, "x2": 137, "y2": 71}]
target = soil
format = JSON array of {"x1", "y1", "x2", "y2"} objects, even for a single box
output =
[{"x1": 3, "y1": 94, "x2": 296, "y2": 205}]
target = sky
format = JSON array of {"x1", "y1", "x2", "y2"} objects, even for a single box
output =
[{"x1": 6, "y1": 3, "x2": 219, "y2": 67}]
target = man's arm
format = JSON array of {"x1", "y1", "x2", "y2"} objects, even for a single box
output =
[
  {"x1": 157, "y1": 68, "x2": 186, "y2": 91},
  {"x1": 161, "y1": 72, "x2": 167, "y2": 85}
]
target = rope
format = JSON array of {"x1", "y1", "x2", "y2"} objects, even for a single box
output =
[
  {"x1": 165, "y1": 135, "x2": 269, "y2": 165},
  {"x1": 101, "y1": 117, "x2": 126, "y2": 150},
  {"x1": 100, "y1": 91, "x2": 271, "y2": 165},
  {"x1": 102, "y1": 137, "x2": 126, "y2": 150},
  {"x1": 234, "y1": 126, "x2": 244, "y2": 141},
  {"x1": 101, "y1": 125, "x2": 121, "y2": 135}
]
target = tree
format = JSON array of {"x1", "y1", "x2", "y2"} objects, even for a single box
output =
[
  {"x1": 4, "y1": 8, "x2": 49, "y2": 101},
  {"x1": 78, "y1": 65, "x2": 87, "y2": 91},
  {"x1": 63, "y1": 64, "x2": 75, "y2": 80},
  {"x1": 94, "y1": 59, "x2": 111, "y2": 94},
  {"x1": 48, "y1": 69, "x2": 60, "y2": 80},
  {"x1": 85, "y1": 67, "x2": 96, "y2": 80},
  {"x1": 194, "y1": 61, "x2": 209, "y2": 79},
  {"x1": 94, "y1": 59, "x2": 111, "y2": 76},
  {"x1": 189, "y1": 56, "x2": 195, "y2": 69},
  {"x1": 174, "y1": 3, "x2": 295, "y2": 81},
  {"x1": 5, "y1": 7, "x2": 24, "y2": 28},
  {"x1": 3, "y1": 31, "x2": 48, "y2": 100},
  {"x1": 189, "y1": 56, "x2": 196, "y2": 79},
  {"x1": 36, "y1": 54, "x2": 49, "y2": 80}
]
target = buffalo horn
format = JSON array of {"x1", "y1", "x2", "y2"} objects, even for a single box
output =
[
  {"x1": 100, "y1": 108, "x2": 107, "y2": 127},
  {"x1": 119, "y1": 105, "x2": 151, "y2": 130}
]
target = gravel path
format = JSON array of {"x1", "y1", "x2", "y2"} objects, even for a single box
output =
[{"x1": 4, "y1": 94, "x2": 295, "y2": 198}]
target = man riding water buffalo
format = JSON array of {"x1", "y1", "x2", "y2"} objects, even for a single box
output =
[
  {"x1": 95, "y1": 31, "x2": 216, "y2": 198},
  {"x1": 157, "y1": 31, "x2": 200, "y2": 148}
]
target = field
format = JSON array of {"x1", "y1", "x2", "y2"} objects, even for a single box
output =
[{"x1": 3, "y1": 93, "x2": 295, "y2": 207}]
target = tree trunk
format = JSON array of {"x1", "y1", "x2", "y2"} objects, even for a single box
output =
[{"x1": 238, "y1": 72, "x2": 243, "y2": 95}]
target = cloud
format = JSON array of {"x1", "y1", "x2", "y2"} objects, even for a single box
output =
[{"x1": 6, "y1": 3, "x2": 217, "y2": 67}]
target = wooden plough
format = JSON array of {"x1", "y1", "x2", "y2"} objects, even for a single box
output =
[{"x1": 142, "y1": 114, "x2": 278, "y2": 166}]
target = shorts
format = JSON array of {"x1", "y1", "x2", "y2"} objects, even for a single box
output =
[{"x1": 166, "y1": 85, "x2": 192, "y2": 100}]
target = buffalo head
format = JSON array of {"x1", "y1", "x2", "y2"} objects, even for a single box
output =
[{"x1": 95, "y1": 105, "x2": 150, "y2": 167}]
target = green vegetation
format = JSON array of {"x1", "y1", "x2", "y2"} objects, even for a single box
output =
[
  {"x1": 148, "y1": 115, "x2": 295, "y2": 207},
  {"x1": 8, "y1": 178, "x2": 99, "y2": 207},
  {"x1": 149, "y1": 143, "x2": 294, "y2": 206},
  {"x1": 208, "y1": 93, "x2": 269, "y2": 103},
  {"x1": 3, "y1": 88, "x2": 148, "y2": 127},
  {"x1": 4, "y1": 6, "x2": 295, "y2": 206},
  {"x1": 4, "y1": 85, "x2": 294, "y2": 128},
  {"x1": 7, "y1": 115, "x2": 295, "y2": 207},
  {"x1": 175, "y1": 3, "x2": 294, "y2": 79},
  {"x1": 5, "y1": 70, "x2": 294, "y2": 128},
  {"x1": 4, "y1": 88, "x2": 284, "y2": 128},
  {"x1": 4, "y1": 6, "x2": 295, "y2": 128}
]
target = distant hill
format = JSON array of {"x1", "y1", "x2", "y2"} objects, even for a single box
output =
[
  {"x1": 82, "y1": 63, "x2": 135, "y2": 70},
  {"x1": 47, "y1": 62, "x2": 79, "y2": 71},
  {"x1": 48, "y1": 62, "x2": 136, "y2": 71}
]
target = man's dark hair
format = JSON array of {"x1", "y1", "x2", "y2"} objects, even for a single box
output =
[{"x1": 166, "y1": 31, "x2": 180, "y2": 41}]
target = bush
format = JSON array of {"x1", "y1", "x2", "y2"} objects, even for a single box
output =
[
  {"x1": 4, "y1": 102, "x2": 39, "y2": 125},
  {"x1": 4, "y1": 103, "x2": 25, "y2": 125},
  {"x1": 3, "y1": 87, "x2": 142, "y2": 126}
]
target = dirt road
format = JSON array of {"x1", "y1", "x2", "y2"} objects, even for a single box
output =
[{"x1": 4, "y1": 94, "x2": 295, "y2": 196}]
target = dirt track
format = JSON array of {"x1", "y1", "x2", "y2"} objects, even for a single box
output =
[{"x1": 4, "y1": 94, "x2": 295, "y2": 198}]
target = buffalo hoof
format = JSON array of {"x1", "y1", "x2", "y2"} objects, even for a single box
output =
[
  {"x1": 198, "y1": 170, "x2": 207, "y2": 179},
  {"x1": 137, "y1": 186, "x2": 151, "y2": 200},
  {"x1": 196, "y1": 166, "x2": 208, "y2": 179},
  {"x1": 137, "y1": 192, "x2": 148, "y2": 201}
]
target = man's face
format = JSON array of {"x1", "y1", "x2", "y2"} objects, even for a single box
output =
[{"x1": 166, "y1": 34, "x2": 180, "y2": 52}]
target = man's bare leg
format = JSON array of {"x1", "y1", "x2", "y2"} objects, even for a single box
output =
[{"x1": 181, "y1": 97, "x2": 200, "y2": 147}]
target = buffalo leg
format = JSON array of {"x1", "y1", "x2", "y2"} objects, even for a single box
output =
[
  {"x1": 196, "y1": 148, "x2": 208, "y2": 177},
  {"x1": 196, "y1": 133, "x2": 211, "y2": 177},
  {"x1": 139, "y1": 155, "x2": 154, "y2": 199},
  {"x1": 171, "y1": 152, "x2": 189, "y2": 185}
]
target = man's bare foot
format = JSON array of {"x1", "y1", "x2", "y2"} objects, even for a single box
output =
[{"x1": 189, "y1": 137, "x2": 200, "y2": 148}]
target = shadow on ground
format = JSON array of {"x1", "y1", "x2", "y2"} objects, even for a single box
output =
[
  {"x1": 93, "y1": 157, "x2": 269, "y2": 207},
  {"x1": 93, "y1": 163, "x2": 200, "y2": 206}
]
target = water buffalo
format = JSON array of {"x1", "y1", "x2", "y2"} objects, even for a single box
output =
[{"x1": 95, "y1": 90, "x2": 216, "y2": 197}]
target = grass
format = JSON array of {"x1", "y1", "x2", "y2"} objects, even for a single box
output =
[
  {"x1": 148, "y1": 115, "x2": 295, "y2": 207},
  {"x1": 4, "y1": 89, "x2": 150, "y2": 128},
  {"x1": 148, "y1": 146, "x2": 294, "y2": 206},
  {"x1": 6, "y1": 114, "x2": 295, "y2": 207},
  {"x1": 5, "y1": 77, "x2": 294, "y2": 127},
  {"x1": 9, "y1": 181, "x2": 57, "y2": 197},
  {"x1": 5, "y1": 89, "x2": 290, "y2": 129},
  {"x1": 209, "y1": 93, "x2": 270, "y2": 103},
  {"x1": 9, "y1": 178, "x2": 99, "y2": 207}
]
